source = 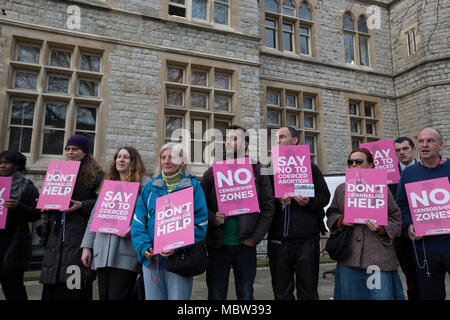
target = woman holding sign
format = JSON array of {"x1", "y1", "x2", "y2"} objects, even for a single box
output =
[
  {"x1": 40, "y1": 135, "x2": 104, "y2": 300},
  {"x1": 0, "y1": 151, "x2": 40, "y2": 300},
  {"x1": 131, "y1": 142, "x2": 208, "y2": 300},
  {"x1": 326, "y1": 148, "x2": 404, "y2": 300},
  {"x1": 81, "y1": 147, "x2": 150, "y2": 300}
]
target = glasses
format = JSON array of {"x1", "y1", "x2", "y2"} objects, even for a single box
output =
[{"x1": 347, "y1": 159, "x2": 364, "y2": 166}]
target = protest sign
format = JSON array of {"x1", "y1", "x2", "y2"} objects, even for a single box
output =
[
  {"x1": 344, "y1": 168, "x2": 388, "y2": 225},
  {"x1": 0, "y1": 177, "x2": 12, "y2": 229},
  {"x1": 89, "y1": 180, "x2": 140, "y2": 235},
  {"x1": 154, "y1": 187, "x2": 194, "y2": 254},
  {"x1": 212, "y1": 157, "x2": 260, "y2": 216},
  {"x1": 37, "y1": 160, "x2": 80, "y2": 210},
  {"x1": 405, "y1": 177, "x2": 450, "y2": 237},
  {"x1": 272, "y1": 145, "x2": 315, "y2": 198},
  {"x1": 360, "y1": 139, "x2": 400, "y2": 184}
]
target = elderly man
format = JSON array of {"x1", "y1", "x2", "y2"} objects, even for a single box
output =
[{"x1": 396, "y1": 128, "x2": 450, "y2": 300}]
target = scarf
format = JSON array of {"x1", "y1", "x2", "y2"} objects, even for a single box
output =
[
  {"x1": 162, "y1": 170, "x2": 183, "y2": 193},
  {"x1": 10, "y1": 171, "x2": 27, "y2": 200}
]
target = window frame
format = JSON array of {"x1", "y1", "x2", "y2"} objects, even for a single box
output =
[{"x1": 342, "y1": 12, "x2": 373, "y2": 67}]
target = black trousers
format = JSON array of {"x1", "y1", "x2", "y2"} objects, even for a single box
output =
[
  {"x1": 413, "y1": 247, "x2": 450, "y2": 300},
  {"x1": 393, "y1": 236, "x2": 420, "y2": 300},
  {"x1": 268, "y1": 239, "x2": 320, "y2": 300},
  {"x1": 41, "y1": 281, "x2": 93, "y2": 300},
  {"x1": 0, "y1": 273, "x2": 28, "y2": 300},
  {"x1": 97, "y1": 267, "x2": 137, "y2": 300}
]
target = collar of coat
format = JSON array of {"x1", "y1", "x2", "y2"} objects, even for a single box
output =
[{"x1": 150, "y1": 173, "x2": 193, "y2": 192}]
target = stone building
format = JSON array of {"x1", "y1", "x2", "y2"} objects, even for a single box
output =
[{"x1": 0, "y1": 0, "x2": 448, "y2": 183}]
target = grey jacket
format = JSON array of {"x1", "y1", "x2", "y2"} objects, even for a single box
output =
[
  {"x1": 326, "y1": 183, "x2": 402, "y2": 271},
  {"x1": 81, "y1": 176, "x2": 151, "y2": 272}
]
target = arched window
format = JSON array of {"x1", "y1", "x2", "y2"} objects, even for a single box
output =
[
  {"x1": 282, "y1": 0, "x2": 295, "y2": 17},
  {"x1": 265, "y1": 0, "x2": 279, "y2": 13},
  {"x1": 358, "y1": 16, "x2": 370, "y2": 66},
  {"x1": 343, "y1": 12, "x2": 355, "y2": 63},
  {"x1": 299, "y1": 1, "x2": 312, "y2": 21}
]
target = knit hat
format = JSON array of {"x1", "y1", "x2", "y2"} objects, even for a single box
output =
[{"x1": 65, "y1": 134, "x2": 90, "y2": 155}]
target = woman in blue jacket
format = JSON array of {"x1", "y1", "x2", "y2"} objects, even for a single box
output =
[{"x1": 131, "y1": 142, "x2": 208, "y2": 300}]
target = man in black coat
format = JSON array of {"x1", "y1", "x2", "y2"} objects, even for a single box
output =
[
  {"x1": 268, "y1": 127, "x2": 330, "y2": 300},
  {"x1": 201, "y1": 125, "x2": 275, "y2": 300}
]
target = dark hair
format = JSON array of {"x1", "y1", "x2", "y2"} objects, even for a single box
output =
[
  {"x1": 348, "y1": 148, "x2": 374, "y2": 166},
  {"x1": 0, "y1": 151, "x2": 27, "y2": 173},
  {"x1": 394, "y1": 136, "x2": 415, "y2": 148},
  {"x1": 226, "y1": 125, "x2": 249, "y2": 142},
  {"x1": 281, "y1": 126, "x2": 300, "y2": 145},
  {"x1": 105, "y1": 147, "x2": 146, "y2": 182}
]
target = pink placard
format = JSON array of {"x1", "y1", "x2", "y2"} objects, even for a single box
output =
[
  {"x1": 153, "y1": 187, "x2": 194, "y2": 254},
  {"x1": 405, "y1": 177, "x2": 450, "y2": 237},
  {"x1": 89, "y1": 180, "x2": 140, "y2": 235},
  {"x1": 360, "y1": 139, "x2": 401, "y2": 185},
  {"x1": 212, "y1": 157, "x2": 260, "y2": 216},
  {"x1": 272, "y1": 145, "x2": 315, "y2": 198},
  {"x1": 37, "y1": 161, "x2": 81, "y2": 210},
  {"x1": 0, "y1": 177, "x2": 12, "y2": 229},
  {"x1": 344, "y1": 168, "x2": 388, "y2": 226}
]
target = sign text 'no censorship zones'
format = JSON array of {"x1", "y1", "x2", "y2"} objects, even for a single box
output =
[
  {"x1": 344, "y1": 168, "x2": 388, "y2": 225},
  {"x1": 0, "y1": 177, "x2": 12, "y2": 229},
  {"x1": 89, "y1": 180, "x2": 140, "y2": 235},
  {"x1": 405, "y1": 177, "x2": 450, "y2": 237},
  {"x1": 37, "y1": 160, "x2": 80, "y2": 210},
  {"x1": 360, "y1": 139, "x2": 400, "y2": 185},
  {"x1": 212, "y1": 157, "x2": 260, "y2": 216},
  {"x1": 272, "y1": 145, "x2": 315, "y2": 198},
  {"x1": 154, "y1": 187, "x2": 194, "y2": 254}
]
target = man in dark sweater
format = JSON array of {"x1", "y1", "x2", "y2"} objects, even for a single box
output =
[
  {"x1": 268, "y1": 127, "x2": 330, "y2": 300},
  {"x1": 396, "y1": 128, "x2": 450, "y2": 300},
  {"x1": 389, "y1": 136, "x2": 420, "y2": 300},
  {"x1": 201, "y1": 125, "x2": 275, "y2": 300}
]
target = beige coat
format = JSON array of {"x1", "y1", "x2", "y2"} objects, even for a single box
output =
[{"x1": 326, "y1": 183, "x2": 402, "y2": 271}]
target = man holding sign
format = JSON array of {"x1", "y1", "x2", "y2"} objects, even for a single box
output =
[
  {"x1": 201, "y1": 125, "x2": 275, "y2": 300},
  {"x1": 397, "y1": 128, "x2": 450, "y2": 300},
  {"x1": 268, "y1": 127, "x2": 330, "y2": 300}
]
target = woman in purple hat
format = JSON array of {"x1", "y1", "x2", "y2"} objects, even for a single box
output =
[{"x1": 39, "y1": 134, "x2": 104, "y2": 300}]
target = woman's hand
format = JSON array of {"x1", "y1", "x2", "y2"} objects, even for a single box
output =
[
  {"x1": 292, "y1": 195, "x2": 309, "y2": 206},
  {"x1": 408, "y1": 224, "x2": 423, "y2": 241},
  {"x1": 365, "y1": 219, "x2": 380, "y2": 233},
  {"x1": 117, "y1": 227, "x2": 131, "y2": 238},
  {"x1": 144, "y1": 247, "x2": 154, "y2": 260},
  {"x1": 341, "y1": 220, "x2": 354, "y2": 227},
  {"x1": 4, "y1": 199, "x2": 19, "y2": 209},
  {"x1": 160, "y1": 249, "x2": 175, "y2": 259},
  {"x1": 279, "y1": 197, "x2": 291, "y2": 206},
  {"x1": 65, "y1": 199, "x2": 83, "y2": 213},
  {"x1": 81, "y1": 247, "x2": 92, "y2": 268}
]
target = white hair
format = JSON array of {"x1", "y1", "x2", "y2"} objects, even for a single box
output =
[{"x1": 154, "y1": 142, "x2": 191, "y2": 177}]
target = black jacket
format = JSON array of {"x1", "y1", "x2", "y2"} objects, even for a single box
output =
[
  {"x1": 0, "y1": 179, "x2": 40, "y2": 276},
  {"x1": 200, "y1": 163, "x2": 275, "y2": 249},
  {"x1": 268, "y1": 163, "x2": 331, "y2": 241},
  {"x1": 39, "y1": 163, "x2": 104, "y2": 285}
]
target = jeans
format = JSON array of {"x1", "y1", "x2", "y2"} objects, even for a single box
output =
[
  {"x1": 142, "y1": 262, "x2": 193, "y2": 300},
  {"x1": 206, "y1": 244, "x2": 257, "y2": 300}
]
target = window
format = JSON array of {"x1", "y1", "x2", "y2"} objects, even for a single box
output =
[
  {"x1": 264, "y1": 1, "x2": 314, "y2": 56},
  {"x1": 406, "y1": 28, "x2": 417, "y2": 56},
  {"x1": 265, "y1": 86, "x2": 321, "y2": 164},
  {"x1": 348, "y1": 99, "x2": 380, "y2": 150},
  {"x1": 168, "y1": 0, "x2": 230, "y2": 26},
  {"x1": 164, "y1": 60, "x2": 236, "y2": 166},
  {"x1": 343, "y1": 13, "x2": 371, "y2": 66},
  {"x1": 6, "y1": 37, "x2": 104, "y2": 159}
]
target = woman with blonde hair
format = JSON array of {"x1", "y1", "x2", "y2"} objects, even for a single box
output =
[
  {"x1": 81, "y1": 146, "x2": 150, "y2": 300},
  {"x1": 131, "y1": 142, "x2": 208, "y2": 300}
]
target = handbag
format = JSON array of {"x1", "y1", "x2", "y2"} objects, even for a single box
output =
[
  {"x1": 165, "y1": 241, "x2": 209, "y2": 278},
  {"x1": 325, "y1": 226, "x2": 353, "y2": 261}
]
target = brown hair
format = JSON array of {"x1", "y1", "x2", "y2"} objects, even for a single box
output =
[
  {"x1": 79, "y1": 154, "x2": 103, "y2": 188},
  {"x1": 348, "y1": 148, "x2": 374, "y2": 167},
  {"x1": 105, "y1": 147, "x2": 146, "y2": 182}
]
